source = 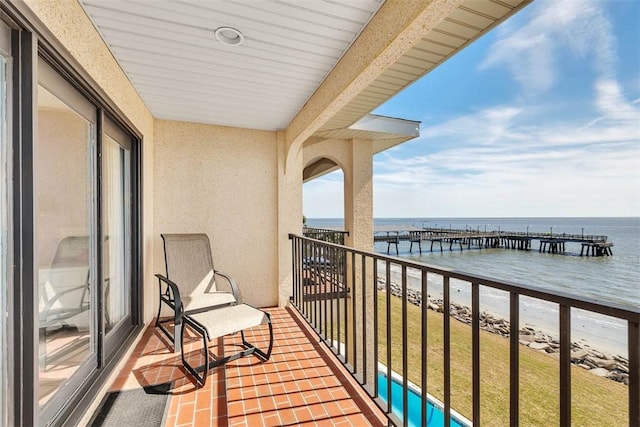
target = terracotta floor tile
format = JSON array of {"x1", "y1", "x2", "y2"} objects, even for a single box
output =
[
  {"x1": 323, "y1": 401, "x2": 348, "y2": 417},
  {"x1": 194, "y1": 409, "x2": 212, "y2": 427},
  {"x1": 226, "y1": 400, "x2": 244, "y2": 416},
  {"x1": 308, "y1": 401, "x2": 328, "y2": 418},
  {"x1": 294, "y1": 406, "x2": 314, "y2": 423},
  {"x1": 243, "y1": 412, "x2": 268, "y2": 426},
  {"x1": 259, "y1": 396, "x2": 277, "y2": 413},
  {"x1": 227, "y1": 417, "x2": 246, "y2": 427},
  {"x1": 302, "y1": 390, "x2": 322, "y2": 405},
  {"x1": 243, "y1": 396, "x2": 261, "y2": 414},
  {"x1": 260, "y1": 413, "x2": 282, "y2": 426},
  {"x1": 225, "y1": 386, "x2": 242, "y2": 402},
  {"x1": 175, "y1": 402, "x2": 194, "y2": 426},
  {"x1": 195, "y1": 391, "x2": 211, "y2": 410},
  {"x1": 278, "y1": 407, "x2": 298, "y2": 425},
  {"x1": 96, "y1": 308, "x2": 385, "y2": 426}
]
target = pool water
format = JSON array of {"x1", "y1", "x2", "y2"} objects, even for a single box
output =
[{"x1": 377, "y1": 373, "x2": 468, "y2": 427}]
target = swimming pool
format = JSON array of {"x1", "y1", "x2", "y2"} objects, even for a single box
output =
[{"x1": 377, "y1": 372, "x2": 470, "y2": 427}]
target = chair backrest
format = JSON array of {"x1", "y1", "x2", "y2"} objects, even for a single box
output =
[
  {"x1": 51, "y1": 236, "x2": 90, "y2": 268},
  {"x1": 40, "y1": 236, "x2": 90, "y2": 315},
  {"x1": 161, "y1": 234, "x2": 217, "y2": 296}
]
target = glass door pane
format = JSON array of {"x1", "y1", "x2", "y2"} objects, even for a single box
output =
[
  {"x1": 36, "y1": 62, "x2": 97, "y2": 407},
  {"x1": 0, "y1": 19, "x2": 11, "y2": 426},
  {"x1": 102, "y1": 122, "x2": 131, "y2": 334}
]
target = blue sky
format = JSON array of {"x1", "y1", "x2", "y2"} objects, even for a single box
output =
[{"x1": 303, "y1": 0, "x2": 640, "y2": 218}]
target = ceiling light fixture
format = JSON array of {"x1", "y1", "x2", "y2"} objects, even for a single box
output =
[{"x1": 214, "y1": 26, "x2": 244, "y2": 46}]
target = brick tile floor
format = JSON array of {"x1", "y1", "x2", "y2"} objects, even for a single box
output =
[{"x1": 105, "y1": 307, "x2": 386, "y2": 426}]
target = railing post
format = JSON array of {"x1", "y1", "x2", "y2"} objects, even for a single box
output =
[
  {"x1": 629, "y1": 320, "x2": 639, "y2": 426},
  {"x1": 421, "y1": 270, "x2": 428, "y2": 427},
  {"x1": 313, "y1": 242, "x2": 319, "y2": 329},
  {"x1": 344, "y1": 250, "x2": 350, "y2": 366},
  {"x1": 472, "y1": 282, "x2": 480, "y2": 426},
  {"x1": 336, "y1": 245, "x2": 342, "y2": 358},
  {"x1": 444, "y1": 276, "x2": 451, "y2": 427},
  {"x1": 559, "y1": 305, "x2": 571, "y2": 427},
  {"x1": 510, "y1": 292, "x2": 519, "y2": 427},
  {"x1": 298, "y1": 238, "x2": 303, "y2": 308},
  {"x1": 362, "y1": 255, "x2": 367, "y2": 386},
  {"x1": 351, "y1": 251, "x2": 357, "y2": 373},
  {"x1": 373, "y1": 258, "x2": 379, "y2": 398},
  {"x1": 302, "y1": 240, "x2": 308, "y2": 319},
  {"x1": 402, "y1": 266, "x2": 408, "y2": 427},
  {"x1": 386, "y1": 261, "x2": 392, "y2": 415}
]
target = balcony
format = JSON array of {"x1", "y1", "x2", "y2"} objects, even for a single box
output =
[
  {"x1": 90, "y1": 235, "x2": 638, "y2": 426},
  {"x1": 92, "y1": 307, "x2": 386, "y2": 426}
]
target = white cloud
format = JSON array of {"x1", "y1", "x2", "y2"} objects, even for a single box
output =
[
  {"x1": 594, "y1": 78, "x2": 639, "y2": 120},
  {"x1": 480, "y1": 0, "x2": 617, "y2": 93},
  {"x1": 372, "y1": 96, "x2": 640, "y2": 217}
]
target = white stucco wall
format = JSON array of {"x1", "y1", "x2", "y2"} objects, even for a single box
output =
[
  {"x1": 277, "y1": 132, "x2": 304, "y2": 307},
  {"x1": 153, "y1": 120, "x2": 279, "y2": 308}
]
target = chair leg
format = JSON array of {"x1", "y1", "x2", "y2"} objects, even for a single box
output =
[
  {"x1": 155, "y1": 290, "x2": 179, "y2": 353},
  {"x1": 154, "y1": 297, "x2": 163, "y2": 327},
  {"x1": 180, "y1": 319, "x2": 208, "y2": 387},
  {"x1": 174, "y1": 322, "x2": 182, "y2": 354},
  {"x1": 240, "y1": 312, "x2": 273, "y2": 362}
]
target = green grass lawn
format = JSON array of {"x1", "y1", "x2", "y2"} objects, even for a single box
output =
[{"x1": 376, "y1": 294, "x2": 629, "y2": 426}]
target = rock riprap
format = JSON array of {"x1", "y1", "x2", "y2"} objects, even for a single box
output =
[{"x1": 377, "y1": 279, "x2": 630, "y2": 385}]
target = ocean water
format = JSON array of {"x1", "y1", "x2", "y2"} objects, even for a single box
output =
[{"x1": 307, "y1": 217, "x2": 640, "y2": 355}]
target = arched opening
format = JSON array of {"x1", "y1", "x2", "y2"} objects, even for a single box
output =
[{"x1": 302, "y1": 157, "x2": 344, "y2": 229}]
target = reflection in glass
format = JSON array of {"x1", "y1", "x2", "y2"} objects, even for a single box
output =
[
  {"x1": 103, "y1": 134, "x2": 130, "y2": 332},
  {"x1": 37, "y1": 84, "x2": 94, "y2": 406}
]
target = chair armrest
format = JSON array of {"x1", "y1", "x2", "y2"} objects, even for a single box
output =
[
  {"x1": 40, "y1": 283, "x2": 88, "y2": 322},
  {"x1": 155, "y1": 273, "x2": 184, "y2": 325},
  {"x1": 213, "y1": 270, "x2": 241, "y2": 303}
]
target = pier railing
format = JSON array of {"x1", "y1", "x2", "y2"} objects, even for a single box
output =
[
  {"x1": 375, "y1": 227, "x2": 612, "y2": 256},
  {"x1": 289, "y1": 234, "x2": 639, "y2": 427},
  {"x1": 409, "y1": 227, "x2": 608, "y2": 243},
  {"x1": 302, "y1": 226, "x2": 349, "y2": 245}
]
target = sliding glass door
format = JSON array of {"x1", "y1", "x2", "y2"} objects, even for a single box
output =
[
  {"x1": 102, "y1": 120, "x2": 132, "y2": 344},
  {"x1": 36, "y1": 59, "x2": 97, "y2": 408},
  {"x1": 35, "y1": 56, "x2": 138, "y2": 422}
]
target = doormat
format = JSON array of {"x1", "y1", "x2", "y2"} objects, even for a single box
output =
[{"x1": 89, "y1": 382, "x2": 172, "y2": 427}]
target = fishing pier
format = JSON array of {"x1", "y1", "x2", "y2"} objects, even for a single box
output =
[{"x1": 374, "y1": 226, "x2": 613, "y2": 256}]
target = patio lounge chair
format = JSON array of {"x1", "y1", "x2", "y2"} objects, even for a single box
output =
[
  {"x1": 155, "y1": 233, "x2": 240, "y2": 352},
  {"x1": 39, "y1": 236, "x2": 91, "y2": 332},
  {"x1": 155, "y1": 233, "x2": 272, "y2": 385}
]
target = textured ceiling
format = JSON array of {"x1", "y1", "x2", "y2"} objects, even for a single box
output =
[{"x1": 79, "y1": 0, "x2": 385, "y2": 131}]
